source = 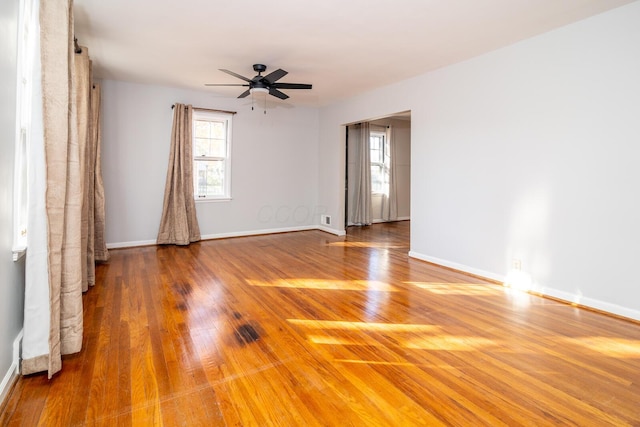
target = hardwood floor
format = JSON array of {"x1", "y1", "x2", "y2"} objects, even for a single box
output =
[{"x1": 2, "y1": 221, "x2": 640, "y2": 426}]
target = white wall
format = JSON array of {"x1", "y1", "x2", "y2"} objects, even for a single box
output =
[
  {"x1": 0, "y1": 0, "x2": 25, "y2": 401},
  {"x1": 101, "y1": 80, "x2": 321, "y2": 246},
  {"x1": 319, "y1": 2, "x2": 640, "y2": 320}
]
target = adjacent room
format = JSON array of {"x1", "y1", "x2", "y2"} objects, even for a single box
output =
[{"x1": 1, "y1": 0, "x2": 639, "y2": 425}]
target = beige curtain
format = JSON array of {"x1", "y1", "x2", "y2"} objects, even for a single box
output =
[
  {"x1": 92, "y1": 82, "x2": 109, "y2": 263},
  {"x1": 157, "y1": 103, "x2": 201, "y2": 245},
  {"x1": 22, "y1": 0, "x2": 81, "y2": 376},
  {"x1": 76, "y1": 46, "x2": 91, "y2": 291},
  {"x1": 77, "y1": 54, "x2": 109, "y2": 288},
  {"x1": 22, "y1": 0, "x2": 108, "y2": 378}
]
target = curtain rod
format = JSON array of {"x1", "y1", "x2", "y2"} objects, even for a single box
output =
[
  {"x1": 351, "y1": 122, "x2": 390, "y2": 128},
  {"x1": 171, "y1": 104, "x2": 237, "y2": 115}
]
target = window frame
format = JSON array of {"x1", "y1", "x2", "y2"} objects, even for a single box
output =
[
  {"x1": 370, "y1": 130, "x2": 388, "y2": 195},
  {"x1": 192, "y1": 110, "x2": 233, "y2": 202}
]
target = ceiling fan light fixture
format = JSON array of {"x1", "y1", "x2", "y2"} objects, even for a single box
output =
[
  {"x1": 250, "y1": 87, "x2": 269, "y2": 95},
  {"x1": 250, "y1": 87, "x2": 269, "y2": 113}
]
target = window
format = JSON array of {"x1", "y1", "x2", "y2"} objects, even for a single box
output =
[
  {"x1": 370, "y1": 130, "x2": 389, "y2": 194},
  {"x1": 193, "y1": 110, "x2": 232, "y2": 200},
  {"x1": 13, "y1": 0, "x2": 36, "y2": 261}
]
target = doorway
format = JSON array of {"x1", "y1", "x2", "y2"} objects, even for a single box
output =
[{"x1": 344, "y1": 112, "x2": 411, "y2": 229}]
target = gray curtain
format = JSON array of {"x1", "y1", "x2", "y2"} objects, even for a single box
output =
[
  {"x1": 349, "y1": 122, "x2": 372, "y2": 225},
  {"x1": 382, "y1": 125, "x2": 398, "y2": 221},
  {"x1": 157, "y1": 103, "x2": 201, "y2": 245}
]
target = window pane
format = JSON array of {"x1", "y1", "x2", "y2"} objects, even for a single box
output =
[
  {"x1": 371, "y1": 149, "x2": 382, "y2": 164},
  {"x1": 209, "y1": 139, "x2": 226, "y2": 157},
  {"x1": 371, "y1": 165, "x2": 383, "y2": 193},
  {"x1": 370, "y1": 133, "x2": 384, "y2": 164},
  {"x1": 194, "y1": 120, "x2": 226, "y2": 157},
  {"x1": 194, "y1": 159, "x2": 225, "y2": 197},
  {"x1": 194, "y1": 138, "x2": 226, "y2": 157},
  {"x1": 195, "y1": 120, "x2": 211, "y2": 138},
  {"x1": 210, "y1": 121, "x2": 225, "y2": 139},
  {"x1": 194, "y1": 137, "x2": 209, "y2": 157}
]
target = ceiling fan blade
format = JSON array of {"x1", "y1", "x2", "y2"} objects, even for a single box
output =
[
  {"x1": 272, "y1": 83, "x2": 312, "y2": 90},
  {"x1": 219, "y1": 69, "x2": 252, "y2": 83},
  {"x1": 263, "y1": 68, "x2": 288, "y2": 84},
  {"x1": 205, "y1": 84, "x2": 249, "y2": 87},
  {"x1": 269, "y1": 88, "x2": 289, "y2": 100},
  {"x1": 238, "y1": 89, "x2": 251, "y2": 98}
]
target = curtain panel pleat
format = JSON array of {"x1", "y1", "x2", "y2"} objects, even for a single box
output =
[
  {"x1": 76, "y1": 47, "x2": 91, "y2": 292},
  {"x1": 157, "y1": 103, "x2": 201, "y2": 245},
  {"x1": 92, "y1": 82, "x2": 109, "y2": 263},
  {"x1": 22, "y1": 0, "x2": 108, "y2": 378}
]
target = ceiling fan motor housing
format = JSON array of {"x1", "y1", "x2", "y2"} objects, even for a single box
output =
[
  {"x1": 253, "y1": 64, "x2": 267, "y2": 73},
  {"x1": 252, "y1": 80, "x2": 268, "y2": 89}
]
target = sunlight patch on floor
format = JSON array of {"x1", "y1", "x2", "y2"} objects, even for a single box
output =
[
  {"x1": 404, "y1": 335, "x2": 497, "y2": 351},
  {"x1": 308, "y1": 334, "x2": 384, "y2": 346},
  {"x1": 327, "y1": 241, "x2": 407, "y2": 249},
  {"x1": 405, "y1": 282, "x2": 501, "y2": 295},
  {"x1": 287, "y1": 319, "x2": 440, "y2": 332},
  {"x1": 334, "y1": 359, "x2": 464, "y2": 369},
  {"x1": 307, "y1": 332, "x2": 497, "y2": 351},
  {"x1": 289, "y1": 319, "x2": 496, "y2": 351},
  {"x1": 247, "y1": 278, "x2": 397, "y2": 291},
  {"x1": 559, "y1": 337, "x2": 640, "y2": 358}
]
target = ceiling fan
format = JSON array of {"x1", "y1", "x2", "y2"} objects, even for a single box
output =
[{"x1": 205, "y1": 64, "x2": 312, "y2": 100}]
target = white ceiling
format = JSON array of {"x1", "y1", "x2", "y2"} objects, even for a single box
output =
[{"x1": 73, "y1": 0, "x2": 636, "y2": 107}]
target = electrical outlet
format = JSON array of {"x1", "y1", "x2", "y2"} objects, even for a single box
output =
[{"x1": 512, "y1": 258, "x2": 522, "y2": 271}]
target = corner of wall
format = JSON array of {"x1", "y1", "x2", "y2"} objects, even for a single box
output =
[{"x1": 0, "y1": 329, "x2": 23, "y2": 408}]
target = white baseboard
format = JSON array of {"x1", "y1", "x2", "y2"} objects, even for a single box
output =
[
  {"x1": 534, "y1": 286, "x2": 640, "y2": 322},
  {"x1": 201, "y1": 225, "x2": 317, "y2": 240},
  {"x1": 0, "y1": 330, "x2": 22, "y2": 407},
  {"x1": 371, "y1": 217, "x2": 411, "y2": 224},
  {"x1": 409, "y1": 251, "x2": 640, "y2": 322},
  {"x1": 106, "y1": 239, "x2": 156, "y2": 249},
  {"x1": 107, "y1": 225, "x2": 348, "y2": 249},
  {"x1": 348, "y1": 218, "x2": 411, "y2": 227},
  {"x1": 409, "y1": 251, "x2": 504, "y2": 282},
  {"x1": 317, "y1": 225, "x2": 346, "y2": 236}
]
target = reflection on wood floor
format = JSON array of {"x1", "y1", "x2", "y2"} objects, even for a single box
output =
[{"x1": 2, "y1": 221, "x2": 640, "y2": 426}]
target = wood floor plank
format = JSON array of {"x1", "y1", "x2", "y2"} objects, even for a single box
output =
[{"x1": 3, "y1": 221, "x2": 640, "y2": 426}]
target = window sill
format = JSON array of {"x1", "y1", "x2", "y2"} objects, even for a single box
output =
[
  {"x1": 195, "y1": 197, "x2": 232, "y2": 203},
  {"x1": 12, "y1": 246, "x2": 26, "y2": 262}
]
